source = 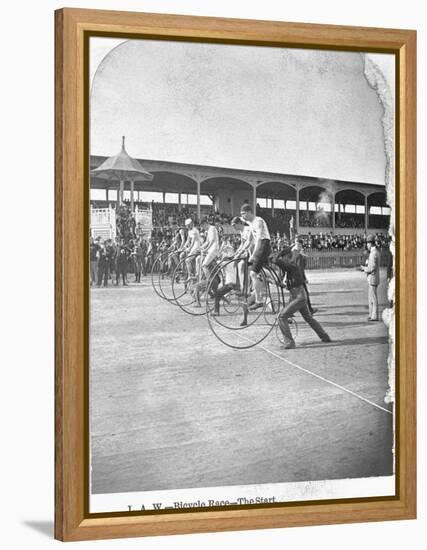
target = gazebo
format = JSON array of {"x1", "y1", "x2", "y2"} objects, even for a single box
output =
[{"x1": 91, "y1": 136, "x2": 153, "y2": 212}]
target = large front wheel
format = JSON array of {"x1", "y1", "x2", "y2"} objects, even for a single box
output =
[
  {"x1": 205, "y1": 261, "x2": 281, "y2": 349},
  {"x1": 158, "y1": 252, "x2": 180, "y2": 303},
  {"x1": 151, "y1": 253, "x2": 167, "y2": 299},
  {"x1": 171, "y1": 253, "x2": 207, "y2": 316}
]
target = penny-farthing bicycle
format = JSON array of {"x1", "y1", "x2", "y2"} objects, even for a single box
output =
[
  {"x1": 205, "y1": 256, "x2": 297, "y2": 349},
  {"x1": 171, "y1": 250, "x2": 211, "y2": 316},
  {"x1": 150, "y1": 251, "x2": 168, "y2": 300},
  {"x1": 158, "y1": 250, "x2": 182, "y2": 303},
  {"x1": 151, "y1": 249, "x2": 182, "y2": 304}
]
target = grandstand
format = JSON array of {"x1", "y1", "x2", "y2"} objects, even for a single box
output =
[{"x1": 90, "y1": 156, "x2": 390, "y2": 241}]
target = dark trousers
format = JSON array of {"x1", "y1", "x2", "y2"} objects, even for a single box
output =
[
  {"x1": 146, "y1": 255, "x2": 153, "y2": 273},
  {"x1": 90, "y1": 261, "x2": 97, "y2": 285},
  {"x1": 214, "y1": 283, "x2": 235, "y2": 313},
  {"x1": 303, "y1": 282, "x2": 314, "y2": 313},
  {"x1": 109, "y1": 260, "x2": 116, "y2": 280},
  {"x1": 279, "y1": 286, "x2": 329, "y2": 346},
  {"x1": 116, "y1": 266, "x2": 127, "y2": 285},
  {"x1": 97, "y1": 265, "x2": 108, "y2": 287},
  {"x1": 194, "y1": 272, "x2": 220, "y2": 306},
  {"x1": 135, "y1": 258, "x2": 143, "y2": 282},
  {"x1": 167, "y1": 253, "x2": 178, "y2": 275}
]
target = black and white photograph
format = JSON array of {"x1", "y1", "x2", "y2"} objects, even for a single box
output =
[{"x1": 88, "y1": 36, "x2": 396, "y2": 513}]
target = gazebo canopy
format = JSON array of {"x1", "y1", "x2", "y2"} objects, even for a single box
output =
[{"x1": 91, "y1": 136, "x2": 153, "y2": 182}]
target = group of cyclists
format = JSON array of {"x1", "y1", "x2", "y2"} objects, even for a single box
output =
[{"x1": 159, "y1": 203, "x2": 332, "y2": 350}]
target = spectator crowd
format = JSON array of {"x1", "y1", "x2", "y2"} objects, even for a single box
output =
[
  {"x1": 90, "y1": 202, "x2": 391, "y2": 288},
  {"x1": 96, "y1": 200, "x2": 389, "y2": 244}
]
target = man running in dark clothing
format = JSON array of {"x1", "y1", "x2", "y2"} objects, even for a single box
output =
[
  {"x1": 273, "y1": 246, "x2": 331, "y2": 349},
  {"x1": 292, "y1": 238, "x2": 317, "y2": 315}
]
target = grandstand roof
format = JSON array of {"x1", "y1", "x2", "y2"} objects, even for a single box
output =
[{"x1": 90, "y1": 156, "x2": 387, "y2": 206}]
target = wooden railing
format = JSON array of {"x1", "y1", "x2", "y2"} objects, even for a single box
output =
[
  {"x1": 305, "y1": 249, "x2": 391, "y2": 270},
  {"x1": 90, "y1": 206, "x2": 116, "y2": 239}
]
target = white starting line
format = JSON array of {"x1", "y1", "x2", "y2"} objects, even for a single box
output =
[
  {"x1": 148, "y1": 280, "x2": 393, "y2": 417},
  {"x1": 235, "y1": 332, "x2": 393, "y2": 416}
]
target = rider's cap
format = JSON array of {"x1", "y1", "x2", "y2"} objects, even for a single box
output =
[
  {"x1": 184, "y1": 218, "x2": 193, "y2": 226},
  {"x1": 231, "y1": 216, "x2": 243, "y2": 226}
]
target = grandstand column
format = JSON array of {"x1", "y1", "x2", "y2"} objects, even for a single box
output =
[
  {"x1": 252, "y1": 185, "x2": 256, "y2": 211},
  {"x1": 332, "y1": 193, "x2": 335, "y2": 232},
  {"x1": 178, "y1": 192, "x2": 182, "y2": 212},
  {"x1": 271, "y1": 198, "x2": 275, "y2": 217},
  {"x1": 130, "y1": 180, "x2": 135, "y2": 212},
  {"x1": 119, "y1": 180, "x2": 124, "y2": 205},
  {"x1": 196, "y1": 178, "x2": 201, "y2": 221},
  {"x1": 296, "y1": 185, "x2": 300, "y2": 233},
  {"x1": 364, "y1": 194, "x2": 368, "y2": 232}
]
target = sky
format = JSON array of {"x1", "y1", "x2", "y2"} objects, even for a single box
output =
[{"x1": 90, "y1": 37, "x2": 395, "y2": 186}]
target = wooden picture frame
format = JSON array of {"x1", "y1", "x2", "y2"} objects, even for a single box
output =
[{"x1": 55, "y1": 8, "x2": 416, "y2": 541}]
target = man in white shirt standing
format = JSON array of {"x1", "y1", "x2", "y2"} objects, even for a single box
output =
[
  {"x1": 240, "y1": 203, "x2": 271, "y2": 309},
  {"x1": 360, "y1": 234, "x2": 381, "y2": 321}
]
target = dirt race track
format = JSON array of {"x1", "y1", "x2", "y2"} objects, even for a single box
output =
[{"x1": 90, "y1": 268, "x2": 393, "y2": 495}]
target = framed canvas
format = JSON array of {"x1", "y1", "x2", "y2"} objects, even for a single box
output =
[{"x1": 55, "y1": 8, "x2": 416, "y2": 541}]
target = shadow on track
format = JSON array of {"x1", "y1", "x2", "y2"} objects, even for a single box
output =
[{"x1": 296, "y1": 335, "x2": 388, "y2": 349}]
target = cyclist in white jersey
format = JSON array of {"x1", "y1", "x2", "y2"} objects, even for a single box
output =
[
  {"x1": 183, "y1": 218, "x2": 201, "y2": 278},
  {"x1": 240, "y1": 203, "x2": 271, "y2": 309},
  {"x1": 193, "y1": 233, "x2": 231, "y2": 309},
  {"x1": 231, "y1": 216, "x2": 254, "y2": 293},
  {"x1": 199, "y1": 216, "x2": 219, "y2": 276}
]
